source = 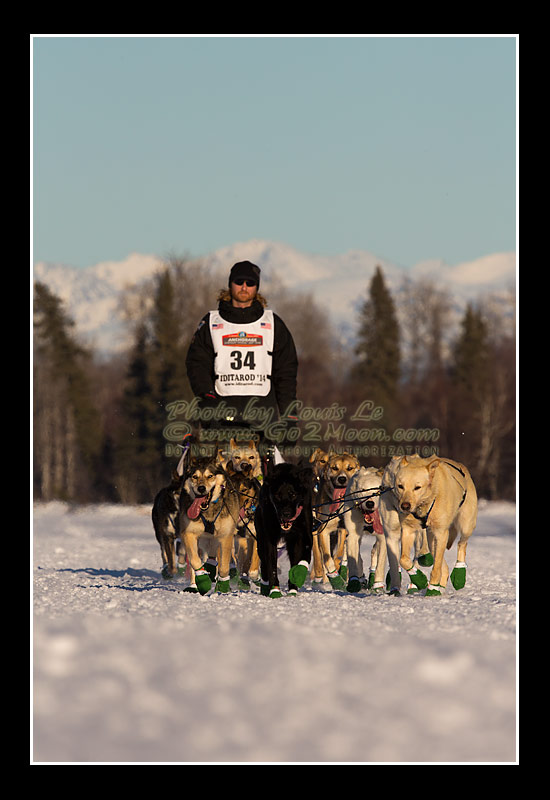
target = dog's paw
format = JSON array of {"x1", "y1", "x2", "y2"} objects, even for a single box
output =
[
  {"x1": 407, "y1": 567, "x2": 428, "y2": 590},
  {"x1": 418, "y1": 552, "x2": 434, "y2": 567},
  {"x1": 370, "y1": 582, "x2": 385, "y2": 594},
  {"x1": 346, "y1": 576, "x2": 361, "y2": 593},
  {"x1": 195, "y1": 569, "x2": 212, "y2": 595},
  {"x1": 260, "y1": 581, "x2": 283, "y2": 598},
  {"x1": 215, "y1": 577, "x2": 231, "y2": 593},
  {"x1": 327, "y1": 571, "x2": 346, "y2": 590},
  {"x1": 237, "y1": 575, "x2": 251, "y2": 590},
  {"x1": 450, "y1": 563, "x2": 467, "y2": 590},
  {"x1": 204, "y1": 559, "x2": 218, "y2": 580},
  {"x1": 426, "y1": 584, "x2": 443, "y2": 596},
  {"x1": 183, "y1": 584, "x2": 198, "y2": 593},
  {"x1": 161, "y1": 565, "x2": 174, "y2": 580},
  {"x1": 288, "y1": 561, "x2": 309, "y2": 588}
]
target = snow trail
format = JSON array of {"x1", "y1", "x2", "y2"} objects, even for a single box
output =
[{"x1": 33, "y1": 500, "x2": 517, "y2": 763}]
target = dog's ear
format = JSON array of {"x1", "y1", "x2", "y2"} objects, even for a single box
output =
[
  {"x1": 309, "y1": 448, "x2": 321, "y2": 463},
  {"x1": 428, "y1": 459, "x2": 441, "y2": 474}
]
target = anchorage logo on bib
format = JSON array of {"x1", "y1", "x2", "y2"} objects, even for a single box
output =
[{"x1": 222, "y1": 331, "x2": 263, "y2": 347}]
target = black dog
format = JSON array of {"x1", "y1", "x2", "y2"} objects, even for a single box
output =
[
  {"x1": 152, "y1": 469, "x2": 185, "y2": 579},
  {"x1": 254, "y1": 462, "x2": 314, "y2": 598}
]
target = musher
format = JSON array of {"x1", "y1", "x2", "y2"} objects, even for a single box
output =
[{"x1": 185, "y1": 260, "x2": 299, "y2": 459}]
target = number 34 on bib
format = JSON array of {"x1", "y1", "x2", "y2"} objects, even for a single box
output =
[{"x1": 209, "y1": 310, "x2": 274, "y2": 397}]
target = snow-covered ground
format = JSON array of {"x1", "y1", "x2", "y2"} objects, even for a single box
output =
[{"x1": 32, "y1": 499, "x2": 517, "y2": 764}]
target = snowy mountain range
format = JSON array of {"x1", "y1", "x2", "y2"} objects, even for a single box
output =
[{"x1": 33, "y1": 240, "x2": 516, "y2": 355}]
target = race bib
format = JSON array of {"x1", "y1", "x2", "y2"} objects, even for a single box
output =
[{"x1": 210, "y1": 310, "x2": 274, "y2": 396}]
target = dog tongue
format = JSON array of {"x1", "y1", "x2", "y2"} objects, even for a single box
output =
[
  {"x1": 330, "y1": 487, "x2": 347, "y2": 514},
  {"x1": 364, "y1": 508, "x2": 384, "y2": 535},
  {"x1": 187, "y1": 496, "x2": 206, "y2": 520}
]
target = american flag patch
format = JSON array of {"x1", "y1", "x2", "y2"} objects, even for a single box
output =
[
  {"x1": 212, "y1": 322, "x2": 224, "y2": 329},
  {"x1": 260, "y1": 321, "x2": 272, "y2": 329}
]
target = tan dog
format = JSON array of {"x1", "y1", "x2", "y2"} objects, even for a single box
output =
[
  {"x1": 226, "y1": 438, "x2": 263, "y2": 479},
  {"x1": 342, "y1": 466, "x2": 387, "y2": 593},
  {"x1": 179, "y1": 456, "x2": 240, "y2": 595},
  {"x1": 379, "y1": 455, "x2": 431, "y2": 594},
  {"x1": 313, "y1": 450, "x2": 361, "y2": 589},
  {"x1": 381, "y1": 454, "x2": 477, "y2": 596}
]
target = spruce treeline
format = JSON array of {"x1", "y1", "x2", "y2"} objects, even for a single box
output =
[{"x1": 32, "y1": 258, "x2": 516, "y2": 503}]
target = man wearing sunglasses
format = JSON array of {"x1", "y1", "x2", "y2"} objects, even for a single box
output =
[{"x1": 185, "y1": 260, "x2": 298, "y2": 450}]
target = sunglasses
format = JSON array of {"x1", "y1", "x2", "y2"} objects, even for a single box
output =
[{"x1": 232, "y1": 278, "x2": 258, "y2": 287}]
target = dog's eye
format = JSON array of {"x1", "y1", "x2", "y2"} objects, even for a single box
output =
[
  {"x1": 397, "y1": 484, "x2": 404, "y2": 490},
  {"x1": 414, "y1": 485, "x2": 421, "y2": 491}
]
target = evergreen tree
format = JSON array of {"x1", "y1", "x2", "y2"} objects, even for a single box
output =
[
  {"x1": 150, "y1": 268, "x2": 189, "y2": 441},
  {"x1": 33, "y1": 282, "x2": 102, "y2": 500},
  {"x1": 352, "y1": 266, "x2": 401, "y2": 427},
  {"x1": 115, "y1": 322, "x2": 163, "y2": 503},
  {"x1": 452, "y1": 303, "x2": 491, "y2": 400}
]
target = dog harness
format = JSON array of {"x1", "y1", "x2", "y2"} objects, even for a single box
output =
[{"x1": 209, "y1": 309, "x2": 274, "y2": 397}]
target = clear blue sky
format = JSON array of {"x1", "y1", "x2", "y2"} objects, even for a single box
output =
[{"x1": 32, "y1": 35, "x2": 517, "y2": 270}]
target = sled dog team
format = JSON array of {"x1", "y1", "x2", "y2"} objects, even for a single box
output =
[{"x1": 152, "y1": 439, "x2": 478, "y2": 598}]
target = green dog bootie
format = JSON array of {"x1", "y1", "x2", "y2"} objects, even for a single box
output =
[
  {"x1": 347, "y1": 576, "x2": 361, "y2": 593},
  {"x1": 328, "y1": 570, "x2": 346, "y2": 590},
  {"x1": 215, "y1": 577, "x2": 231, "y2": 593},
  {"x1": 260, "y1": 580, "x2": 282, "y2": 598},
  {"x1": 288, "y1": 560, "x2": 309, "y2": 588},
  {"x1": 418, "y1": 552, "x2": 434, "y2": 567},
  {"x1": 204, "y1": 559, "x2": 217, "y2": 580},
  {"x1": 195, "y1": 569, "x2": 212, "y2": 595},
  {"x1": 339, "y1": 563, "x2": 348, "y2": 581},
  {"x1": 426, "y1": 584, "x2": 443, "y2": 597},
  {"x1": 450, "y1": 562, "x2": 467, "y2": 590},
  {"x1": 408, "y1": 567, "x2": 428, "y2": 590}
]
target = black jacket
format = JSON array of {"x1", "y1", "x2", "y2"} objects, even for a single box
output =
[{"x1": 186, "y1": 298, "x2": 298, "y2": 427}]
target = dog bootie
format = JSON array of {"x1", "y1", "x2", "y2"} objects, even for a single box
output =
[
  {"x1": 238, "y1": 574, "x2": 251, "y2": 590},
  {"x1": 215, "y1": 577, "x2": 231, "y2": 594},
  {"x1": 260, "y1": 580, "x2": 283, "y2": 598},
  {"x1": 288, "y1": 561, "x2": 309, "y2": 588},
  {"x1": 450, "y1": 562, "x2": 467, "y2": 590},
  {"x1": 407, "y1": 567, "x2": 428, "y2": 590},
  {"x1": 194, "y1": 569, "x2": 212, "y2": 595},
  {"x1": 204, "y1": 559, "x2": 218, "y2": 580},
  {"x1": 426, "y1": 584, "x2": 443, "y2": 596},
  {"x1": 327, "y1": 570, "x2": 346, "y2": 590},
  {"x1": 183, "y1": 584, "x2": 198, "y2": 593},
  {"x1": 370, "y1": 581, "x2": 385, "y2": 594},
  {"x1": 347, "y1": 576, "x2": 361, "y2": 593},
  {"x1": 418, "y1": 552, "x2": 434, "y2": 567}
]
